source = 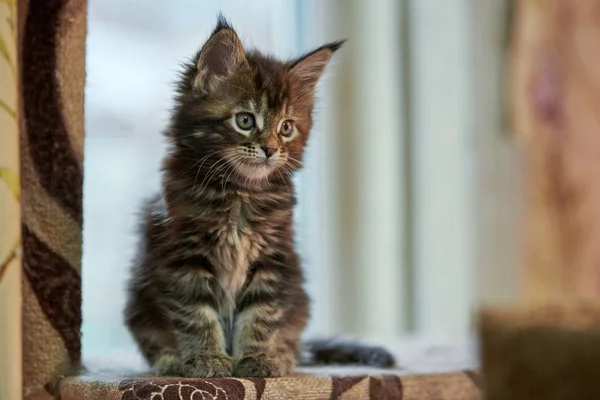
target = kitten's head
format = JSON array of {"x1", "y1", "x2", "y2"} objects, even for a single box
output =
[{"x1": 169, "y1": 16, "x2": 342, "y2": 188}]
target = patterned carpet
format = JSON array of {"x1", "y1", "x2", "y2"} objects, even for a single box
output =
[{"x1": 60, "y1": 337, "x2": 480, "y2": 399}]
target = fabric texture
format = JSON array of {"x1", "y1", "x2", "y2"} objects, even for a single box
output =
[
  {"x1": 59, "y1": 371, "x2": 479, "y2": 400},
  {"x1": 0, "y1": 0, "x2": 23, "y2": 399},
  {"x1": 18, "y1": 0, "x2": 87, "y2": 398},
  {"x1": 481, "y1": 303, "x2": 600, "y2": 400}
]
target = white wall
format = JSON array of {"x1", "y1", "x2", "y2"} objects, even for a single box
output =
[
  {"x1": 309, "y1": 0, "x2": 411, "y2": 338},
  {"x1": 409, "y1": 0, "x2": 476, "y2": 335},
  {"x1": 313, "y1": 0, "x2": 480, "y2": 337}
]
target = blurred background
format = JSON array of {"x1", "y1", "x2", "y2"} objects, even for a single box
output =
[{"x1": 83, "y1": 0, "x2": 519, "y2": 359}]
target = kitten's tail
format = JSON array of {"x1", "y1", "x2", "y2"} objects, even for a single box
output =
[{"x1": 299, "y1": 338, "x2": 396, "y2": 368}]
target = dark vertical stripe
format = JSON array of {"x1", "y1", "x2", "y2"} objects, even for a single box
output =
[
  {"x1": 246, "y1": 378, "x2": 266, "y2": 400},
  {"x1": 22, "y1": 0, "x2": 83, "y2": 226},
  {"x1": 331, "y1": 376, "x2": 367, "y2": 400},
  {"x1": 369, "y1": 375, "x2": 403, "y2": 400},
  {"x1": 22, "y1": 224, "x2": 81, "y2": 362},
  {"x1": 400, "y1": 0, "x2": 415, "y2": 332}
]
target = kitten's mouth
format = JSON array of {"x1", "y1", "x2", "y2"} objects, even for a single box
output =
[
  {"x1": 248, "y1": 158, "x2": 275, "y2": 167},
  {"x1": 234, "y1": 158, "x2": 277, "y2": 181}
]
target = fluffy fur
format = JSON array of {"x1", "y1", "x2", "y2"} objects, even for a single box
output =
[{"x1": 124, "y1": 15, "x2": 394, "y2": 378}]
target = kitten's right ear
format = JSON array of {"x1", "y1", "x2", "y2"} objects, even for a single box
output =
[
  {"x1": 194, "y1": 16, "x2": 247, "y2": 90},
  {"x1": 290, "y1": 40, "x2": 345, "y2": 90}
]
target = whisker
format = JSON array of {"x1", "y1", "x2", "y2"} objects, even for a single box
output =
[
  {"x1": 195, "y1": 150, "x2": 240, "y2": 197},
  {"x1": 221, "y1": 156, "x2": 242, "y2": 191},
  {"x1": 182, "y1": 149, "x2": 221, "y2": 177},
  {"x1": 195, "y1": 157, "x2": 229, "y2": 195},
  {"x1": 232, "y1": 162, "x2": 243, "y2": 190},
  {"x1": 276, "y1": 168, "x2": 289, "y2": 192},
  {"x1": 285, "y1": 155, "x2": 304, "y2": 168},
  {"x1": 191, "y1": 152, "x2": 226, "y2": 193}
]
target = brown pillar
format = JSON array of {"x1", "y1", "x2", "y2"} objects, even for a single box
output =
[
  {"x1": 18, "y1": 0, "x2": 87, "y2": 398},
  {"x1": 511, "y1": 0, "x2": 600, "y2": 302}
]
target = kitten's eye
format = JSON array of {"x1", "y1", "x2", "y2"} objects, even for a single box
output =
[
  {"x1": 235, "y1": 113, "x2": 255, "y2": 131},
  {"x1": 280, "y1": 120, "x2": 294, "y2": 137}
]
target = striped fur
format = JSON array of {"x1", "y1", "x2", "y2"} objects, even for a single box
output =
[{"x1": 125, "y1": 16, "x2": 393, "y2": 378}]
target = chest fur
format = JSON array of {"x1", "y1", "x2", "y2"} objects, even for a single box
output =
[{"x1": 208, "y1": 197, "x2": 265, "y2": 297}]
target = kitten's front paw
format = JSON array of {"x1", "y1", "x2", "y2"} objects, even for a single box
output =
[
  {"x1": 233, "y1": 353, "x2": 285, "y2": 377},
  {"x1": 182, "y1": 353, "x2": 233, "y2": 377},
  {"x1": 155, "y1": 352, "x2": 185, "y2": 376}
]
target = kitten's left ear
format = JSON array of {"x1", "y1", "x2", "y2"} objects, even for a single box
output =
[
  {"x1": 195, "y1": 16, "x2": 248, "y2": 90},
  {"x1": 290, "y1": 41, "x2": 345, "y2": 89}
]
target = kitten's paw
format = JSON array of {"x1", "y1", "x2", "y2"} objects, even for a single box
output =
[
  {"x1": 155, "y1": 353, "x2": 185, "y2": 376},
  {"x1": 182, "y1": 353, "x2": 233, "y2": 378},
  {"x1": 233, "y1": 353, "x2": 285, "y2": 377}
]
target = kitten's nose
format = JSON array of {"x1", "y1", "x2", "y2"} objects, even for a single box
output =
[{"x1": 261, "y1": 146, "x2": 278, "y2": 158}]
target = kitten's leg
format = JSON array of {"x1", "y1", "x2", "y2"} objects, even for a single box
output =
[
  {"x1": 232, "y1": 259, "x2": 309, "y2": 377},
  {"x1": 163, "y1": 294, "x2": 232, "y2": 377},
  {"x1": 125, "y1": 289, "x2": 180, "y2": 375},
  {"x1": 125, "y1": 287, "x2": 226, "y2": 377}
]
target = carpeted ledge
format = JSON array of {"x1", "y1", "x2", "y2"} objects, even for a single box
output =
[
  {"x1": 60, "y1": 338, "x2": 480, "y2": 399},
  {"x1": 60, "y1": 371, "x2": 478, "y2": 400}
]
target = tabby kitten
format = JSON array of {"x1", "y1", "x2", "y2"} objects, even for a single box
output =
[{"x1": 125, "y1": 16, "x2": 395, "y2": 378}]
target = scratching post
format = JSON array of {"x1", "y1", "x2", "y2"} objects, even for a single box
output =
[
  {"x1": 0, "y1": 1, "x2": 22, "y2": 399},
  {"x1": 18, "y1": 0, "x2": 87, "y2": 398},
  {"x1": 481, "y1": 0, "x2": 600, "y2": 398}
]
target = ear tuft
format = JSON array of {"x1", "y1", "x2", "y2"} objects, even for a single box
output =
[
  {"x1": 290, "y1": 40, "x2": 345, "y2": 90},
  {"x1": 194, "y1": 15, "x2": 247, "y2": 90},
  {"x1": 212, "y1": 13, "x2": 235, "y2": 35},
  {"x1": 321, "y1": 40, "x2": 346, "y2": 53}
]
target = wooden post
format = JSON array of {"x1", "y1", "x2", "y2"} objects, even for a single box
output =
[{"x1": 511, "y1": 0, "x2": 600, "y2": 302}]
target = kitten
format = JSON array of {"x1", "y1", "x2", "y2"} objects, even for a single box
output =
[{"x1": 124, "y1": 16, "x2": 395, "y2": 378}]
